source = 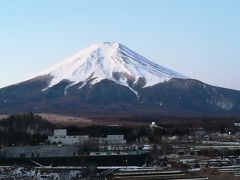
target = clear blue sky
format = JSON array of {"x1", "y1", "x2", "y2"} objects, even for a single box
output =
[{"x1": 0, "y1": 0, "x2": 239, "y2": 90}]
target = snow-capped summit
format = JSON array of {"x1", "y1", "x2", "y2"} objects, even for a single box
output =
[{"x1": 38, "y1": 42, "x2": 186, "y2": 90}]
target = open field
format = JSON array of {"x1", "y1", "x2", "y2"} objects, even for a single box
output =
[
  {"x1": 37, "y1": 113, "x2": 93, "y2": 127},
  {"x1": 0, "y1": 115, "x2": 8, "y2": 120},
  {"x1": 37, "y1": 113, "x2": 147, "y2": 127}
]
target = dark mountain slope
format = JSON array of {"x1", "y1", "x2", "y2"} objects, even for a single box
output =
[{"x1": 0, "y1": 77, "x2": 239, "y2": 117}]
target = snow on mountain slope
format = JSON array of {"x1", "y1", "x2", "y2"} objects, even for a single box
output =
[{"x1": 38, "y1": 42, "x2": 187, "y2": 90}]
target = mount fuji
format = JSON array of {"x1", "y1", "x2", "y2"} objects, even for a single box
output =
[
  {"x1": 0, "y1": 42, "x2": 240, "y2": 117},
  {"x1": 38, "y1": 42, "x2": 186, "y2": 92}
]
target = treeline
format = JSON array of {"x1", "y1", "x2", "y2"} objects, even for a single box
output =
[
  {"x1": 0, "y1": 113, "x2": 55, "y2": 146},
  {"x1": 67, "y1": 125, "x2": 145, "y2": 142},
  {"x1": 65, "y1": 117, "x2": 240, "y2": 143},
  {"x1": 66, "y1": 124, "x2": 189, "y2": 143},
  {"x1": 0, "y1": 113, "x2": 239, "y2": 146},
  {"x1": 119, "y1": 116, "x2": 240, "y2": 133}
]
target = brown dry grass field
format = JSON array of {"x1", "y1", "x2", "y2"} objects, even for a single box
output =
[
  {"x1": 37, "y1": 113, "x2": 93, "y2": 127},
  {"x1": 37, "y1": 113, "x2": 147, "y2": 127},
  {"x1": 0, "y1": 115, "x2": 8, "y2": 120}
]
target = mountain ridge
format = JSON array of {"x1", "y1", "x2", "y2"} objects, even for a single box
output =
[{"x1": 0, "y1": 42, "x2": 239, "y2": 117}]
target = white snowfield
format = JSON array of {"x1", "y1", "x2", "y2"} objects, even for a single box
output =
[{"x1": 38, "y1": 42, "x2": 186, "y2": 90}]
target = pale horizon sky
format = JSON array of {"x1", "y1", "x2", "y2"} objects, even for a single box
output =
[{"x1": 0, "y1": 0, "x2": 240, "y2": 90}]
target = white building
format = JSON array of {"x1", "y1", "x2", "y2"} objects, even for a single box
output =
[
  {"x1": 48, "y1": 129, "x2": 89, "y2": 145},
  {"x1": 48, "y1": 129, "x2": 126, "y2": 147},
  {"x1": 90, "y1": 135, "x2": 126, "y2": 145},
  {"x1": 53, "y1": 129, "x2": 66, "y2": 136},
  {"x1": 106, "y1": 135, "x2": 126, "y2": 145}
]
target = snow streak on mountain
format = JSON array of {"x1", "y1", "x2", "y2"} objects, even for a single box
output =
[{"x1": 38, "y1": 42, "x2": 186, "y2": 90}]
